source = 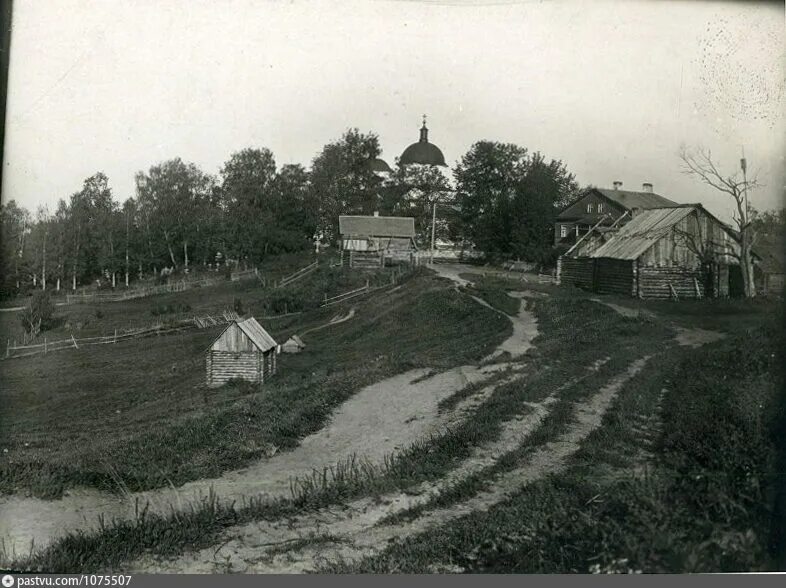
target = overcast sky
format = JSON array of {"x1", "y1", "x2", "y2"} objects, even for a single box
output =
[{"x1": 2, "y1": 0, "x2": 784, "y2": 222}]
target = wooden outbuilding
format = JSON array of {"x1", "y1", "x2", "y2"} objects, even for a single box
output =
[
  {"x1": 558, "y1": 205, "x2": 745, "y2": 299},
  {"x1": 206, "y1": 317, "x2": 278, "y2": 387},
  {"x1": 281, "y1": 334, "x2": 305, "y2": 354},
  {"x1": 339, "y1": 214, "x2": 417, "y2": 268}
]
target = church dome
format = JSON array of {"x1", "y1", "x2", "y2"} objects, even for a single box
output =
[
  {"x1": 400, "y1": 117, "x2": 447, "y2": 167},
  {"x1": 367, "y1": 157, "x2": 393, "y2": 174}
]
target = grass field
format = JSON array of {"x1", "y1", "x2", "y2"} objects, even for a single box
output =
[
  {"x1": 0, "y1": 268, "x2": 510, "y2": 499},
  {"x1": 2, "y1": 263, "x2": 782, "y2": 573}
]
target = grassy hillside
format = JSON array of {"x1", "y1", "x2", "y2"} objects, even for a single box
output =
[
  {"x1": 0, "y1": 270, "x2": 510, "y2": 498},
  {"x1": 323, "y1": 316, "x2": 783, "y2": 573}
]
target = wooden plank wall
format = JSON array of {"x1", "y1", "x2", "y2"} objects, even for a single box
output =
[
  {"x1": 594, "y1": 258, "x2": 636, "y2": 296},
  {"x1": 638, "y1": 266, "x2": 705, "y2": 299},
  {"x1": 558, "y1": 256, "x2": 594, "y2": 290}
]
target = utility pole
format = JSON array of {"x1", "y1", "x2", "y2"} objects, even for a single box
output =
[
  {"x1": 430, "y1": 201, "x2": 437, "y2": 265},
  {"x1": 740, "y1": 147, "x2": 753, "y2": 296}
]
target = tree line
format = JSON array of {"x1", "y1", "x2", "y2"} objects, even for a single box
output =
[{"x1": 1, "y1": 129, "x2": 580, "y2": 299}]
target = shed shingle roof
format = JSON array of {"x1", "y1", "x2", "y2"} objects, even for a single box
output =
[
  {"x1": 590, "y1": 207, "x2": 695, "y2": 260},
  {"x1": 339, "y1": 215, "x2": 416, "y2": 238},
  {"x1": 237, "y1": 317, "x2": 277, "y2": 352}
]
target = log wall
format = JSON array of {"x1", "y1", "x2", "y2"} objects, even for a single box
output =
[
  {"x1": 594, "y1": 258, "x2": 636, "y2": 296},
  {"x1": 638, "y1": 266, "x2": 705, "y2": 299},
  {"x1": 207, "y1": 350, "x2": 269, "y2": 387},
  {"x1": 558, "y1": 256, "x2": 594, "y2": 290}
]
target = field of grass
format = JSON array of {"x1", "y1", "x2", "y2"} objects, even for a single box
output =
[
  {"x1": 0, "y1": 269, "x2": 510, "y2": 499},
  {"x1": 321, "y1": 322, "x2": 783, "y2": 574},
  {"x1": 3, "y1": 262, "x2": 782, "y2": 573},
  {"x1": 0, "y1": 252, "x2": 400, "y2": 343}
]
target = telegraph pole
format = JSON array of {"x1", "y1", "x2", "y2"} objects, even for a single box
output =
[{"x1": 430, "y1": 201, "x2": 437, "y2": 265}]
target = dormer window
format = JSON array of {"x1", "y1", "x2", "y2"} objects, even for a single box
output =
[{"x1": 587, "y1": 203, "x2": 593, "y2": 213}]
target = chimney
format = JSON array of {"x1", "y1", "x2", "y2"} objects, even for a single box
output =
[
  {"x1": 612, "y1": 181, "x2": 623, "y2": 190},
  {"x1": 373, "y1": 211, "x2": 379, "y2": 217},
  {"x1": 642, "y1": 182, "x2": 653, "y2": 193}
]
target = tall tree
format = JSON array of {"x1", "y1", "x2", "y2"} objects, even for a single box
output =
[
  {"x1": 454, "y1": 141, "x2": 578, "y2": 262},
  {"x1": 309, "y1": 129, "x2": 382, "y2": 243},
  {"x1": 680, "y1": 146, "x2": 760, "y2": 297},
  {"x1": 219, "y1": 148, "x2": 278, "y2": 261},
  {"x1": 386, "y1": 162, "x2": 452, "y2": 246},
  {"x1": 135, "y1": 159, "x2": 215, "y2": 272}
]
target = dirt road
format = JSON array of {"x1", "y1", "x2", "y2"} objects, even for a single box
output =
[{"x1": 0, "y1": 268, "x2": 539, "y2": 556}]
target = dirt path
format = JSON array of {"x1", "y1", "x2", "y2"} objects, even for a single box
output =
[
  {"x1": 128, "y1": 356, "x2": 645, "y2": 573},
  {"x1": 588, "y1": 297, "x2": 725, "y2": 348},
  {"x1": 0, "y1": 269, "x2": 540, "y2": 557}
]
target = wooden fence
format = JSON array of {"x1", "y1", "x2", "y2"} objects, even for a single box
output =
[
  {"x1": 5, "y1": 324, "x2": 193, "y2": 359},
  {"x1": 4, "y1": 307, "x2": 303, "y2": 360},
  {"x1": 276, "y1": 261, "x2": 318, "y2": 288},
  {"x1": 321, "y1": 281, "x2": 370, "y2": 307},
  {"x1": 320, "y1": 270, "x2": 403, "y2": 307},
  {"x1": 63, "y1": 269, "x2": 268, "y2": 304},
  {"x1": 65, "y1": 277, "x2": 221, "y2": 304}
]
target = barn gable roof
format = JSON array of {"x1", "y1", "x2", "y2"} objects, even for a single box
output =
[
  {"x1": 339, "y1": 215, "x2": 416, "y2": 238},
  {"x1": 237, "y1": 317, "x2": 278, "y2": 352},
  {"x1": 590, "y1": 207, "x2": 696, "y2": 260}
]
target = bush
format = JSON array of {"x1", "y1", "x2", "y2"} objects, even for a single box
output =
[{"x1": 19, "y1": 290, "x2": 56, "y2": 334}]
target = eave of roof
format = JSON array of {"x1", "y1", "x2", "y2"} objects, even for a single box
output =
[
  {"x1": 237, "y1": 317, "x2": 278, "y2": 352},
  {"x1": 339, "y1": 215, "x2": 416, "y2": 238},
  {"x1": 590, "y1": 207, "x2": 696, "y2": 260}
]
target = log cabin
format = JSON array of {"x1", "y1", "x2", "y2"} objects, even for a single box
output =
[
  {"x1": 339, "y1": 213, "x2": 417, "y2": 268},
  {"x1": 558, "y1": 204, "x2": 747, "y2": 299},
  {"x1": 206, "y1": 317, "x2": 278, "y2": 387}
]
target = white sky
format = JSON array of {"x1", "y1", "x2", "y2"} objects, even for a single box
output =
[{"x1": 2, "y1": 0, "x2": 784, "y2": 222}]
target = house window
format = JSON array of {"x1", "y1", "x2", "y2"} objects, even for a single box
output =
[
  {"x1": 587, "y1": 203, "x2": 593, "y2": 213},
  {"x1": 560, "y1": 225, "x2": 567, "y2": 238},
  {"x1": 597, "y1": 203, "x2": 603, "y2": 213}
]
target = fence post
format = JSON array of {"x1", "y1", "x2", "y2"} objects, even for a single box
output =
[
  {"x1": 44, "y1": 338, "x2": 47, "y2": 354},
  {"x1": 114, "y1": 329, "x2": 117, "y2": 344},
  {"x1": 324, "y1": 293, "x2": 328, "y2": 304},
  {"x1": 6, "y1": 339, "x2": 9, "y2": 358}
]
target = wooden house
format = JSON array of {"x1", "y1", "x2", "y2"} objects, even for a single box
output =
[
  {"x1": 555, "y1": 183, "x2": 678, "y2": 246},
  {"x1": 339, "y1": 214, "x2": 417, "y2": 268},
  {"x1": 206, "y1": 317, "x2": 278, "y2": 387},
  {"x1": 558, "y1": 205, "x2": 744, "y2": 299},
  {"x1": 281, "y1": 334, "x2": 305, "y2": 354}
]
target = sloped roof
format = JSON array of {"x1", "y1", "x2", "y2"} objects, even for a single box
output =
[
  {"x1": 236, "y1": 317, "x2": 277, "y2": 352},
  {"x1": 590, "y1": 207, "x2": 695, "y2": 260},
  {"x1": 339, "y1": 215, "x2": 416, "y2": 238},
  {"x1": 595, "y1": 188, "x2": 679, "y2": 210},
  {"x1": 285, "y1": 334, "x2": 305, "y2": 347}
]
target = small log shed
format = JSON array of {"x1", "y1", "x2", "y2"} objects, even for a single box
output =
[
  {"x1": 281, "y1": 334, "x2": 305, "y2": 354},
  {"x1": 206, "y1": 317, "x2": 278, "y2": 387}
]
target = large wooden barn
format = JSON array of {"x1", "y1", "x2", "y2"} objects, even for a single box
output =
[
  {"x1": 339, "y1": 214, "x2": 417, "y2": 268},
  {"x1": 558, "y1": 205, "x2": 744, "y2": 299},
  {"x1": 206, "y1": 317, "x2": 278, "y2": 387}
]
